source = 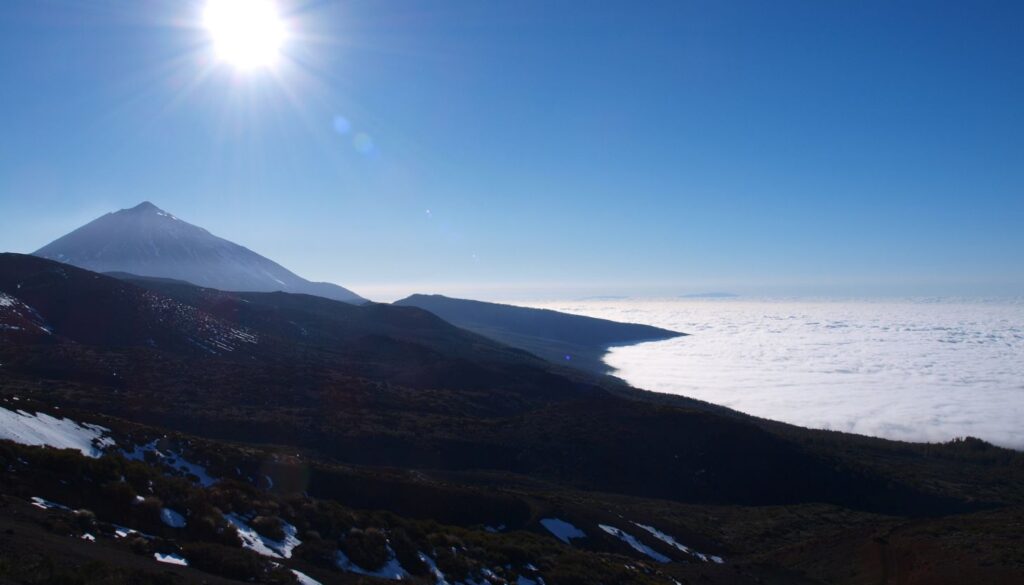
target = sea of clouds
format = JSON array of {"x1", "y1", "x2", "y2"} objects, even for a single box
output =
[{"x1": 525, "y1": 298, "x2": 1024, "y2": 449}]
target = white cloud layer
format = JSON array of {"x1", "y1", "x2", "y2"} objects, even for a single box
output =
[{"x1": 526, "y1": 298, "x2": 1024, "y2": 449}]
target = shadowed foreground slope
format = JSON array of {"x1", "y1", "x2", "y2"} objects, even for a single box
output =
[{"x1": 1, "y1": 253, "x2": 1022, "y2": 584}]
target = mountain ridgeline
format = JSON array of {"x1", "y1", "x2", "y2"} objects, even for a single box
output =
[
  {"x1": 34, "y1": 202, "x2": 365, "y2": 304},
  {"x1": 394, "y1": 294, "x2": 684, "y2": 375},
  {"x1": 30, "y1": 202, "x2": 681, "y2": 376}
]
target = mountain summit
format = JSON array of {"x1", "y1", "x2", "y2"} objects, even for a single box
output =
[{"x1": 33, "y1": 202, "x2": 366, "y2": 303}]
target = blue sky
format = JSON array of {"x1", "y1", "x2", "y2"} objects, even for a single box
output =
[{"x1": 1, "y1": 0, "x2": 1022, "y2": 300}]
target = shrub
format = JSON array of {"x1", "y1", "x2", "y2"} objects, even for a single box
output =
[
  {"x1": 133, "y1": 496, "x2": 164, "y2": 532},
  {"x1": 293, "y1": 535, "x2": 339, "y2": 569},
  {"x1": 186, "y1": 511, "x2": 242, "y2": 547},
  {"x1": 99, "y1": 480, "x2": 137, "y2": 516},
  {"x1": 181, "y1": 542, "x2": 296, "y2": 584},
  {"x1": 340, "y1": 527, "x2": 389, "y2": 570},
  {"x1": 433, "y1": 546, "x2": 471, "y2": 582},
  {"x1": 251, "y1": 515, "x2": 285, "y2": 541},
  {"x1": 390, "y1": 528, "x2": 429, "y2": 576},
  {"x1": 128, "y1": 535, "x2": 152, "y2": 555},
  {"x1": 73, "y1": 509, "x2": 98, "y2": 533}
]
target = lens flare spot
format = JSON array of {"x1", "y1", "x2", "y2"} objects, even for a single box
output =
[
  {"x1": 353, "y1": 133, "x2": 374, "y2": 154},
  {"x1": 333, "y1": 116, "x2": 351, "y2": 135}
]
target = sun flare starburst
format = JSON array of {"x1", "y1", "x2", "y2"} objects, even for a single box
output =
[{"x1": 203, "y1": 0, "x2": 287, "y2": 70}]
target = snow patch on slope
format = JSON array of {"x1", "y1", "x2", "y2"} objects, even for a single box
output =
[
  {"x1": 225, "y1": 514, "x2": 301, "y2": 559},
  {"x1": 632, "y1": 522, "x2": 723, "y2": 563},
  {"x1": 0, "y1": 407, "x2": 113, "y2": 458},
  {"x1": 160, "y1": 508, "x2": 187, "y2": 528},
  {"x1": 540, "y1": 518, "x2": 586, "y2": 544},
  {"x1": 123, "y1": 441, "x2": 216, "y2": 486},
  {"x1": 336, "y1": 547, "x2": 408, "y2": 580},
  {"x1": 31, "y1": 496, "x2": 71, "y2": 511},
  {"x1": 154, "y1": 552, "x2": 188, "y2": 566},
  {"x1": 0, "y1": 293, "x2": 52, "y2": 334},
  {"x1": 290, "y1": 569, "x2": 322, "y2": 585},
  {"x1": 599, "y1": 524, "x2": 670, "y2": 563},
  {"x1": 418, "y1": 552, "x2": 450, "y2": 584},
  {"x1": 144, "y1": 292, "x2": 258, "y2": 353}
]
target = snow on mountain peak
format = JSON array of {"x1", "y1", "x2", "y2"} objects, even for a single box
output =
[
  {"x1": 33, "y1": 203, "x2": 366, "y2": 304},
  {"x1": 128, "y1": 201, "x2": 160, "y2": 212}
]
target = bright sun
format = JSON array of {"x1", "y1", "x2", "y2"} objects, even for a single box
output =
[{"x1": 203, "y1": 0, "x2": 287, "y2": 70}]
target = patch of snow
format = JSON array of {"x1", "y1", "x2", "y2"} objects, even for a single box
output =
[
  {"x1": 336, "y1": 547, "x2": 408, "y2": 580},
  {"x1": 81, "y1": 533, "x2": 96, "y2": 542},
  {"x1": 485, "y1": 524, "x2": 506, "y2": 533},
  {"x1": 419, "y1": 551, "x2": 450, "y2": 585},
  {"x1": 540, "y1": 518, "x2": 586, "y2": 544},
  {"x1": 113, "y1": 525, "x2": 155, "y2": 540},
  {"x1": 154, "y1": 552, "x2": 188, "y2": 566},
  {"x1": 0, "y1": 294, "x2": 52, "y2": 334},
  {"x1": 160, "y1": 508, "x2": 187, "y2": 528},
  {"x1": 291, "y1": 569, "x2": 323, "y2": 585},
  {"x1": 632, "y1": 523, "x2": 723, "y2": 563},
  {"x1": 144, "y1": 292, "x2": 258, "y2": 353},
  {"x1": 30, "y1": 497, "x2": 71, "y2": 511},
  {"x1": 225, "y1": 514, "x2": 301, "y2": 559},
  {"x1": 599, "y1": 524, "x2": 670, "y2": 563},
  {"x1": 260, "y1": 269, "x2": 287, "y2": 287},
  {"x1": 0, "y1": 407, "x2": 114, "y2": 458},
  {"x1": 124, "y1": 441, "x2": 216, "y2": 486}
]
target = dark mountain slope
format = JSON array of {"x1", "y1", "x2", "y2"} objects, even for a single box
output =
[
  {"x1": 0, "y1": 254, "x2": 593, "y2": 413},
  {"x1": 0, "y1": 253, "x2": 993, "y2": 518},
  {"x1": 0, "y1": 253, "x2": 258, "y2": 355},
  {"x1": 34, "y1": 201, "x2": 365, "y2": 303},
  {"x1": 394, "y1": 294, "x2": 683, "y2": 374},
  {"x1": 113, "y1": 276, "x2": 528, "y2": 358}
]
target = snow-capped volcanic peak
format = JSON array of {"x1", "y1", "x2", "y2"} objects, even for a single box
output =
[{"x1": 34, "y1": 202, "x2": 365, "y2": 304}]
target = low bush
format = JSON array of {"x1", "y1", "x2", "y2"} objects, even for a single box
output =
[
  {"x1": 340, "y1": 527, "x2": 389, "y2": 570},
  {"x1": 181, "y1": 542, "x2": 296, "y2": 584},
  {"x1": 251, "y1": 515, "x2": 285, "y2": 540},
  {"x1": 390, "y1": 528, "x2": 429, "y2": 576}
]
